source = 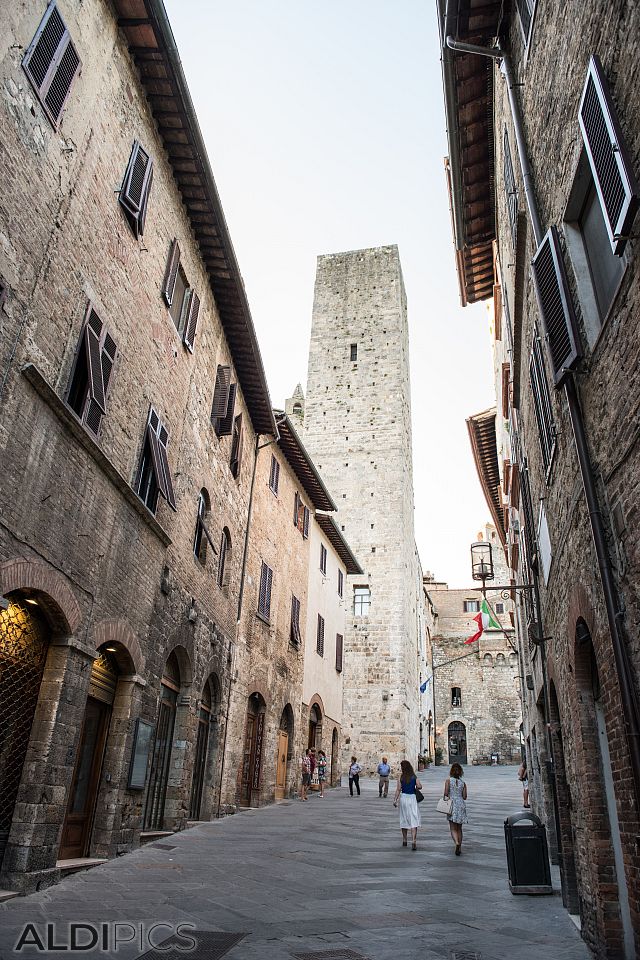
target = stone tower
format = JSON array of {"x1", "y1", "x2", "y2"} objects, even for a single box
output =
[
  {"x1": 303, "y1": 245, "x2": 422, "y2": 773},
  {"x1": 284, "y1": 383, "x2": 305, "y2": 429}
]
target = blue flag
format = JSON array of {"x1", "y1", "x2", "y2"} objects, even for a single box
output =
[{"x1": 420, "y1": 679, "x2": 430, "y2": 694}]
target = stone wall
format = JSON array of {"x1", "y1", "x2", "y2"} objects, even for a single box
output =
[{"x1": 303, "y1": 246, "x2": 423, "y2": 775}]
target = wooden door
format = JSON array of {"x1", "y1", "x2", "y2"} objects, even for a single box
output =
[
  {"x1": 275, "y1": 731, "x2": 288, "y2": 800},
  {"x1": 59, "y1": 698, "x2": 110, "y2": 859}
]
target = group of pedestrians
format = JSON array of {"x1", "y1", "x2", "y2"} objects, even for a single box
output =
[{"x1": 300, "y1": 747, "x2": 327, "y2": 800}]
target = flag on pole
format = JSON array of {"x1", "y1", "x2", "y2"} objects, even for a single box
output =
[
  {"x1": 464, "y1": 598, "x2": 501, "y2": 644},
  {"x1": 419, "y1": 678, "x2": 430, "y2": 693}
]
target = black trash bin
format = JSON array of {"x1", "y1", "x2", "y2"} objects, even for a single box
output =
[{"x1": 504, "y1": 811, "x2": 553, "y2": 895}]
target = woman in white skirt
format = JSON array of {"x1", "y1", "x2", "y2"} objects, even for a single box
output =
[{"x1": 393, "y1": 760, "x2": 422, "y2": 850}]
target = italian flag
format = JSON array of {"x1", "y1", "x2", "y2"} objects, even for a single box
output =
[{"x1": 464, "y1": 598, "x2": 501, "y2": 644}]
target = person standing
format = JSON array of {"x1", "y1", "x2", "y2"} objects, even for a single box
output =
[
  {"x1": 377, "y1": 756, "x2": 391, "y2": 797},
  {"x1": 518, "y1": 757, "x2": 530, "y2": 808},
  {"x1": 393, "y1": 760, "x2": 422, "y2": 850},
  {"x1": 348, "y1": 756, "x2": 362, "y2": 796},
  {"x1": 317, "y1": 749, "x2": 327, "y2": 797},
  {"x1": 300, "y1": 749, "x2": 312, "y2": 801},
  {"x1": 444, "y1": 763, "x2": 468, "y2": 855}
]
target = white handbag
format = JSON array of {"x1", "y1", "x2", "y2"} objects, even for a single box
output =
[{"x1": 436, "y1": 797, "x2": 452, "y2": 815}]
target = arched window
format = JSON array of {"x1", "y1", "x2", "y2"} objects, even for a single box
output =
[
  {"x1": 193, "y1": 489, "x2": 211, "y2": 565},
  {"x1": 451, "y1": 686, "x2": 462, "y2": 707},
  {"x1": 218, "y1": 527, "x2": 232, "y2": 592}
]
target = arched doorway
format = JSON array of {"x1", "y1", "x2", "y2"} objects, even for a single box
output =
[
  {"x1": 144, "y1": 651, "x2": 181, "y2": 830},
  {"x1": 448, "y1": 721, "x2": 467, "y2": 765},
  {"x1": 308, "y1": 703, "x2": 322, "y2": 749},
  {"x1": 239, "y1": 693, "x2": 266, "y2": 807},
  {"x1": 275, "y1": 704, "x2": 294, "y2": 800},
  {"x1": 330, "y1": 728, "x2": 338, "y2": 785},
  {"x1": 59, "y1": 646, "x2": 119, "y2": 859},
  {"x1": 189, "y1": 675, "x2": 219, "y2": 820},
  {"x1": 548, "y1": 680, "x2": 579, "y2": 913},
  {"x1": 0, "y1": 599, "x2": 49, "y2": 867}
]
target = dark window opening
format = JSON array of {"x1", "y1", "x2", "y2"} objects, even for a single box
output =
[
  {"x1": 290, "y1": 595, "x2": 302, "y2": 648},
  {"x1": 496, "y1": 602, "x2": 505, "y2": 614},
  {"x1": 337, "y1": 569, "x2": 344, "y2": 598},
  {"x1": 230, "y1": 414, "x2": 243, "y2": 479},
  {"x1": 335, "y1": 633, "x2": 343, "y2": 672},
  {"x1": 193, "y1": 490, "x2": 212, "y2": 565},
  {"x1": 451, "y1": 687, "x2": 462, "y2": 708},
  {"x1": 350, "y1": 343, "x2": 357, "y2": 361},
  {"x1": 218, "y1": 528, "x2": 231, "y2": 592},
  {"x1": 320, "y1": 544, "x2": 327, "y2": 575}
]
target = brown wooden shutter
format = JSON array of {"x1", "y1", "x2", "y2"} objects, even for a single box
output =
[
  {"x1": 303, "y1": 506, "x2": 310, "y2": 540},
  {"x1": 217, "y1": 383, "x2": 236, "y2": 437},
  {"x1": 22, "y1": 3, "x2": 80, "y2": 127},
  {"x1": 317, "y1": 615, "x2": 324, "y2": 656},
  {"x1": 335, "y1": 633, "x2": 343, "y2": 672},
  {"x1": 531, "y1": 226, "x2": 582, "y2": 387},
  {"x1": 85, "y1": 322, "x2": 106, "y2": 414},
  {"x1": 258, "y1": 562, "x2": 267, "y2": 616},
  {"x1": 290, "y1": 595, "x2": 302, "y2": 647},
  {"x1": 183, "y1": 289, "x2": 200, "y2": 352},
  {"x1": 211, "y1": 365, "x2": 231, "y2": 423},
  {"x1": 217, "y1": 531, "x2": 227, "y2": 587},
  {"x1": 85, "y1": 329, "x2": 117, "y2": 435},
  {"x1": 293, "y1": 492, "x2": 299, "y2": 527},
  {"x1": 579, "y1": 55, "x2": 639, "y2": 256},
  {"x1": 163, "y1": 240, "x2": 181, "y2": 306},
  {"x1": 156, "y1": 422, "x2": 177, "y2": 511},
  {"x1": 230, "y1": 414, "x2": 243, "y2": 478},
  {"x1": 120, "y1": 142, "x2": 153, "y2": 238}
]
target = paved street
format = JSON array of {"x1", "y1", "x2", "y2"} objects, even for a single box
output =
[{"x1": 0, "y1": 768, "x2": 590, "y2": 960}]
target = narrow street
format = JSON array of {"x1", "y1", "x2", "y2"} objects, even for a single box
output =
[{"x1": 0, "y1": 768, "x2": 589, "y2": 960}]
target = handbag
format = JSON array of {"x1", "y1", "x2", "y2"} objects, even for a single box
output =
[
  {"x1": 436, "y1": 797, "x2": 452, "y2": 815},
  {"x1": 415, "y1": 788, "x2": 424, "y2": 803}
]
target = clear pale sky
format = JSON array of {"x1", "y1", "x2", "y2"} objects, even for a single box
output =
[{"x1": 164, "y1": 0, "x2": 495, "y2": 586}]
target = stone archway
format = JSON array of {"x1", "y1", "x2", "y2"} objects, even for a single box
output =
[{"x1": 239, "y1": 692, "x2": 267, "y2": 807}]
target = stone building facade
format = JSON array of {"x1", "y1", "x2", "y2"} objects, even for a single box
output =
[
  {"x1": 302, "y1": 246, "x2": 425, "y2": 774},
  {"x1": 427, "y1": 526, "x2": 521, "y2": 768},
  {"x1": 440, "y1": 2, "x2": 640, "y2": 955},
  {"x1": 0, "y1": 0, "x2": 278, "y2": 894}
]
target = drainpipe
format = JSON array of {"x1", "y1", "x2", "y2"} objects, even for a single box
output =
[{"x1": 444, "y1": 27, "x2": 640, "y2": 810}]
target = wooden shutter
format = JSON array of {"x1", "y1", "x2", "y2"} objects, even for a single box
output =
[
  {"x1": 529, "y1": 335, "x2": 556, "y2": 473},
  {"x1": 183, "y1": 289, "x2": 200, "y2": 352},
  {"x1": 338, "y1": 569, "x2": 344, "y2": 598},
  {"x1": 217, "y1": 383, "x2": 236, "y2": 437},
  {"x1": 230, "y1": 414, "x2": 243, "y2": 478},
  {"x1": 85, "y1": 320, "x2": 106, "y2": 414},
  {"x1": 269, "y1": 455, "x2": 280, "y2": 493},
  {"x1": 531, "y1": 227, "x2": 582, "y2": 387},
  {"x1": 503, "y1": 128, "x2": 518, "y2": 250},
  {"x1": 22, "y1": 3, "x2": 80, "y2": 127},
  {"x1": 258, "y1": 562, "x2": 273, "y2": 620},
  {"x1": 335, "y1": 634, "x2": 343, "y2": 672},
  {"x1": 579, "y1": 55, "x2": 639, "y2": 256},
  {"x1": 156, "y1": 422, "x2": 177, "y2": 510},
  {"x1": 290, "y1": 595, "x2": 302, "y2": 647},
  {"x1": 163, "y1": 240, "x2": 181, "y2": 306},
  {"x1": 293, "y1": 492, "x2": 299, "y2": 527},
  {"x1": 211, "y1": 365, "x2": 231, "y2": 423},
  {"x1": 317, "y1": 615, "x2": 324, "y2": 656},
  {"x1": 303, "y1": 506, "x2": 310, "y2": 540},
  {"x1": 120, "y1": 142, "x2": 153, "y2": 238},
  {"x1": 86, "y1": 328, "x2": 117, "y2": 435},
  {"x1": 144, "y1": 410, "x2": 177, "y2": 511}
]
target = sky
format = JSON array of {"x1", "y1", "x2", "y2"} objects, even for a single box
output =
[{"x1": 164, "y1": 0, "x2": 495, "y2": 587}]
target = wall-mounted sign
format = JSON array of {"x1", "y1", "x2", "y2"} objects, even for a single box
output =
[{"x1": 128, "y1": 718, "x2": 154, "y2": 790}]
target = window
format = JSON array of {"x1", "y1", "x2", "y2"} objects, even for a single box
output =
[
  {"x1": 350, "y1": 343, "x2": 357, "y2": 361},
  {"x1": 451, "y1": 687, "x2": 462, "y2": 708},
  {"x1": 290, "y1": 595, "x2": 302, "y2": 648},
  {"x1": 230, "y1": 414, "x2": 243, "y2": 479},
  {"x1": 337, "y1": 569, "x2": 344, "y2": 598},
  {"x1": 269, "y1": 455, "x2": 280, "y2": 495},
  {"x1": 496, "y1": 602, "x2": 505, "y2": 615},
  {"x1": 136, "y1": 407, "x2": 177, "y2": 514},
  {"x1": 193, "y1": 489, "x2": 213, "y2": 565},
  {"x1": 354, "y1": 586, "x2": 371, "y2": 617},
  {"x1": 529, "y1": 333, "x2": 556, "y2": 475},
  {"x1": 22, "y1": 2, "x2": 80, "y2": 128},
  {"x1": 463, "y1": 600, "x2": 480, "y2": 613},
  {"x1": 316, "y1": 614, "x2": 325, "y2": 657},
  {"x1": 503, "y1": 128, "x2": 518, "y2": 250},
  {"x1": 515, "y1": 0, "x2": 536, "y2": 46},
  {"x1": 320, "y1": 544, "x2": 327, "y2": 576},
  {"x1": 335, "y1": 633, "x2": 343, "y2": 673},
  {"x1": 67, "y1": 304, "x2": 117, "y2": 436},
  {"x1": 0, "y1": 280, "x2": 6, "y2": 311},
  {"x1": 163, "y1": 240, "x2": 200, "y2": 351},
  {"x1": 257, "y1": 562, "x2": 273, "y2": 622},
  {"x1": 119, "y1": 141, "x2": 153, "y2": 239},
  {"x1": 293, "y1": 493, "x2": 309, "y2": 538},
  {"x1": 564, "y1": 152, "x2": 626, "y2": 346},
  {"x1": 218, "y1": 527, "x2": 231, "y2": 592}
]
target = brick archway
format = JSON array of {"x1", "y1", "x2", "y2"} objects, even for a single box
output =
[
  {"x1": 0, "y1": 558, "x2": 82, "y2": 635},
  {"x1": 91, "y1": 618, "x2": 144, "y2": 675}
]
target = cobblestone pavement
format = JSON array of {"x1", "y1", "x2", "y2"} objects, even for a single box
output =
[{"x1": 0, "y1": 767, "x2": 591, "y2": 960}]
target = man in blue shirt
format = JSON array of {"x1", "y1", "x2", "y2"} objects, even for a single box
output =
[{"x1": 377, "y1": 756, "x2": 391, "y2": 797}]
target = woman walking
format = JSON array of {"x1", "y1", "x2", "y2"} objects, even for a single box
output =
[
  {"x1": 444, "y1": 762, "x2": 468, "y2": 855},
  {"x1": 393, "y1": 760, "x2": 422, "y2": 850},
  {"x1": 317, "y1": 749, "x2": 327, "y2": 797},
  {"x1": 348, "y1": 756, "x2": 362, "y2": 796}
]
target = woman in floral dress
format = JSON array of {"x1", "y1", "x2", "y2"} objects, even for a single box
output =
[{"x1": 444, "y1": 762, "x2": 468, "y2": 855}]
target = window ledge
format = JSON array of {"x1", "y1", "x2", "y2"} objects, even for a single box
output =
[
  {"x1": 22, "y1": 363, "x2": 172, "y2": 547},
  {"x1": 255, "y1": 611, "x2": 270, "y2": 626}
]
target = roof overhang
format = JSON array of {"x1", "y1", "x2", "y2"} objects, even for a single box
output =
[
  {"x1": 466, "y1": 406, "x2": 506, "y2": 544},
  {"x1": 315, "y1": 513, "x2": 363, "y2": 576},
  {"x1": 113, "y1": 0, "x2": 276, "y2": 436},
  {"x1": 274, "y1": 413, "x2": 337, "y2": 513},
  {"x1": 439, "y1": 0, "x2": 503, "y2": 305}
]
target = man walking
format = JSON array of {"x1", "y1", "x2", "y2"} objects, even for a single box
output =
[{"x1": 377, "y1": 756, "x2": 391, "y2": 797}]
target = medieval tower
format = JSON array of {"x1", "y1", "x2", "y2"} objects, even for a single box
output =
[{"x1": 302, "y1": 245, "x2": 422, "y2": 773}]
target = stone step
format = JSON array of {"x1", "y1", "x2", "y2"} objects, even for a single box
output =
[
  {"x1": 56, "y1": 858, "x2": 108, "y2": 875},
  {"x1": 0, "y1": 890, "x2": 19, "y2": 903},
  {"x1": 138, "y1": 831, "x2": 174, "y2": 845}
]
